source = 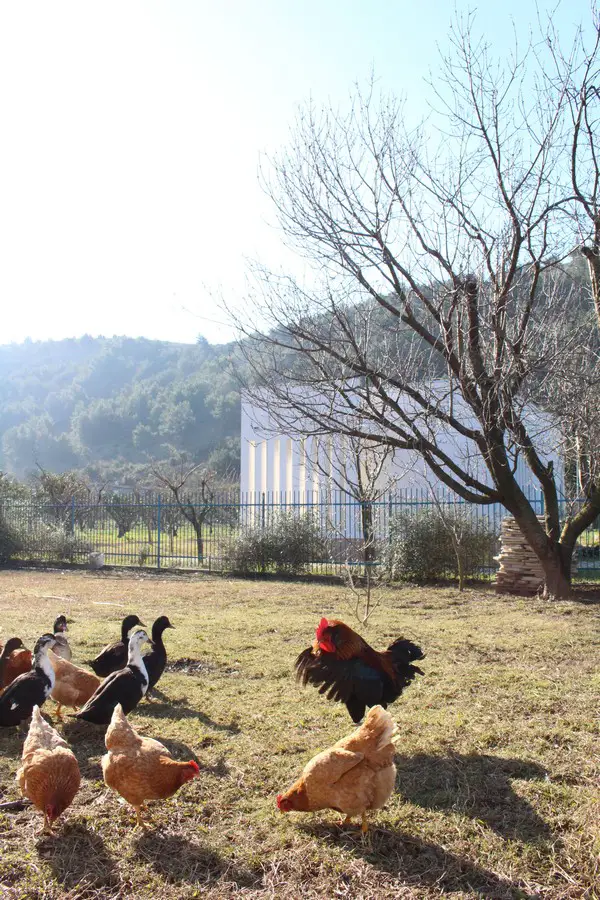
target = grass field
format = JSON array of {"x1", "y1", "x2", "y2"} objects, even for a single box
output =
[{"x1": 0, "y1": 570, "x2": 599, "y2": 899}]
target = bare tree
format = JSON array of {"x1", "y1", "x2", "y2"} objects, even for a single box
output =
[
  {"x1": 33, "y1": 466, "x2": 93, "y2": 534},
  {"x1": 314, "y1": 435, "x2": 399, "y2": 624},
  {"x1": 148, "y1": 457, "x2": 216, "y2": 564},
  {"x1": 235, "y1": 11, "x2": 600, "y2": 599},
  {"x1": 542, "y1": 20, "x2": 600, "y2": 539},
  {"x1": 106, "y1": 493, "x2": 140, "y2": 539},
  {"x1": 314, "y1": 434, "x2": 397, "y2": 564}
]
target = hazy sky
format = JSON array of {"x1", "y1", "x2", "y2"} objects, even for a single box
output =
[{"x1": 0, "y1": 0, "x2": 593, "y2": 346}]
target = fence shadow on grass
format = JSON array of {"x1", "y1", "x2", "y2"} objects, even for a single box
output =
[
  {"x1": 135, "y1": 831, "x2": 261, "y2": 889},
  {"x1": 42, "y1": 820, "x2": 118, "y2": 895},
  {"x1": 301, "y1": 821, "x2": 526, "y2": 898},
  {"x1": 395, "y1": 752, "x2": 552, "y2": 842}
]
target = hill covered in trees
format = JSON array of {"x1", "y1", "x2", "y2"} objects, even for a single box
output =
[{"x1": 0, "y1": 335, "x2": 240, "y2": 480}]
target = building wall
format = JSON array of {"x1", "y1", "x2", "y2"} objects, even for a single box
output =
[{"x1": 240, "y1": 392, "x2": 566, "y2": 501}]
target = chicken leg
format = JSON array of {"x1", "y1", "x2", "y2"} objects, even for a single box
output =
[{"x1": 134, "y1": 804, "x2": 146, "y2": 828}]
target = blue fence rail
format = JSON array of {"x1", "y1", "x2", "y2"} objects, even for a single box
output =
[{"x1": 0, "y1": 488, "x2": 598, "y2": 580}]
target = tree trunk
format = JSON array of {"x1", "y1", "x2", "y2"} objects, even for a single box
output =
[
  {"x1": 194, "y1": 525, "x2": 203, "y2": 563},
  {"x1": 540, "y1": 547, "x2": 572, "y2": 600},
  {"x1": 360, "y1": 501, "x2": 375, "y2": 566},
  {"x1": 509, "y1": 503, "x2": 573, "y2": 599}
]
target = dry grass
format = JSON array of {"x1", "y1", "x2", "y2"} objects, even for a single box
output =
[{"x1": 0, "y1": 569, "x2": 599, "y2": 900}]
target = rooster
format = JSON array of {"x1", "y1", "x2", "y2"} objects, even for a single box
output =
[
  {"x1": 101, "y1": 704, "x2": 200, "y2": 827},
  {"x1": 16, "y1": 705, "x2": 81, "y2": 833},
  {"x1": 277, "y1": 705, "x2": 398, "y2": 833},
  {"x1": 295, "y1": 618, "x2": 424, "y2": 722}
]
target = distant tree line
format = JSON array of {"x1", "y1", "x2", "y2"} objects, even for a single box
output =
[{"x1": 0, "y1": 335, "x2": 240, "y2": 480}]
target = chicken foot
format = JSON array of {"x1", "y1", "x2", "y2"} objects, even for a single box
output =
[
  {"x1": 337, "y1": 815, "x2": 353, "y2": 827},
  {"x1": 133, "y1": 804, "x2": 153, "y2": 829}
]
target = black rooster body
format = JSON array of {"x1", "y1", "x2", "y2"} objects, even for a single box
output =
[{"x1": 295, "y1": 618, "x2": 424, "y2": 722}]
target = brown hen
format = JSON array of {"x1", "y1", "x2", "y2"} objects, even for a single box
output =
[
  {"x1": 101, "y1": 703, "x2": 199, "y2": 826},
  {"x1": 277, "y1": 705, "x2": 398, "y2": 833},
  {"x1": 0, "y1": 638, "x2": 33, "y2": 690},
  {"x1": 16, "y1": 705, "x2": 81, "y2": 833},
  {"x1": 48, "y1": 649, "x2": 101, "y2": 719}
]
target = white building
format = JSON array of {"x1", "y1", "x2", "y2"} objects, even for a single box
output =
[{"x1": 240, "y1": 386, "x2": 565, "y2": 504}]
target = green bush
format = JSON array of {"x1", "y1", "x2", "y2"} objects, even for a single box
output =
[
  {"x1": 230, "y1": 511, "x2": 327, "y2": 575},
  {"x1": 385, "y1": 508, "x2": 498, "y2": 583},
  {"x1": 0, "y1": 514, "x2": 24, "y2": 564},
  {"x1": 30, "y1": 527, "x2": 92, "y2": 563}
]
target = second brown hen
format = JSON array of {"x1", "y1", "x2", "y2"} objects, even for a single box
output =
[
  {"x1": 101, "y1": 704, "x2": 199, "y2": 826},
  {"x1": 277, "y1": 705, "x2": 398, "y2": 833}
]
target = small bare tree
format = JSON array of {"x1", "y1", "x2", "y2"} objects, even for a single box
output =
[
  {"x1": 306, "y1": 434, "x2": 400, "y2": 623},
  {"x1": 148, "y1": 457, "x2": 217, "y2": 564}
]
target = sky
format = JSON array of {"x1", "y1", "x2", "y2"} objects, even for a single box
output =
[{"x1": 0, "y1": 0, "x2": 594, "y2": 347}]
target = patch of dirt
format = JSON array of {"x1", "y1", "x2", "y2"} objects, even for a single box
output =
[{"x1": 166, "y1": 656, "x2": 241, "y2": 677}]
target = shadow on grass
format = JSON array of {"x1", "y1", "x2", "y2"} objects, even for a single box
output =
[
  {"x1": 59, "y1": 720, "x2": 107, "y2": 765},
  {"x1": 145, "y1": 686, "x2": 170, "y2": 702},
  {"x1": 571, "y1": 585, "x2": 600, "y2": 605},
  {"x1": 41, "y1": 820, "x2": 119, "y2": 894},
  {"x1": 300, "y1": 821, "x2": 527, "y2": 899},
  {"x1": 0, "y1": 726, "x2": 27, "y2": 757},
  {"x1": 141, "y1": 700, "x2": 241, "y2": 734},
  {"x1": 395, "y1": 753, "x2": 551, "y2": 842},
  {"x1": 134, "y1": 831, "x2": 260, "y2": 888}
]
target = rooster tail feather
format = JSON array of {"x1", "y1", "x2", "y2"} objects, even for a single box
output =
[
  {"x1": 387, "y1": 637, "x2": 425, "y2": 665},
  {"x1": 386, "y1": 638, "x2": 425, "y2": 688}
]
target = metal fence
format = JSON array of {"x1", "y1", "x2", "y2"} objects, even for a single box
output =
[{"x1": 0, "y1": 488, "x2": 598, "y2": 580}]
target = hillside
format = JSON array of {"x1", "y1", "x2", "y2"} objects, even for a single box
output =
[{"x1": 0, "y1": 335, "x2": 240, "y2": 479}]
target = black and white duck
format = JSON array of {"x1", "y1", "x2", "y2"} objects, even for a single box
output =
[
  {"x1": 72, "y1": 630, "x2": 150, "y2": 725},
  {"x1": 51, "y1": 615, "x2": 72, "y2": 661},
  {"x1": 0, "y1": 634, "x2": 56, "y2": 727},
  {"x1": 143, "y1": 616, "x2": 175, "y2": 696},
  {"x1": 89, "y1": 614, "x2": 145, "y2": 678}
]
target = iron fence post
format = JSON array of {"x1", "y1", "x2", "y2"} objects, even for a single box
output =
[{"x1": 157, "y1": 495, "x2": 161, "y2": 571}]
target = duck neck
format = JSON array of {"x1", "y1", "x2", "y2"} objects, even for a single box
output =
[
  {"x1": 151, "y1": 627, "x2": 165, "y2": 648},
  {"x1": 34, "y1": 646, "x2": 55, "y2": 687},
  {"x1": 128, "y1": 640, "x2": 148, "y2": 686}
]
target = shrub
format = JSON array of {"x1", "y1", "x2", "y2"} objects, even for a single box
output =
[
  {"x1": 385, "y1": 508, "x2": 499, "y2": 584},
  {"x1": 30, "y1": 527, "x2": 92, "y2": 563},
  {"x1": 230, "y1": 511, "x2": 327, "y2": 575},
  {"x1": 0, "y1": 513, "x2": 24, "y2": 565}
]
